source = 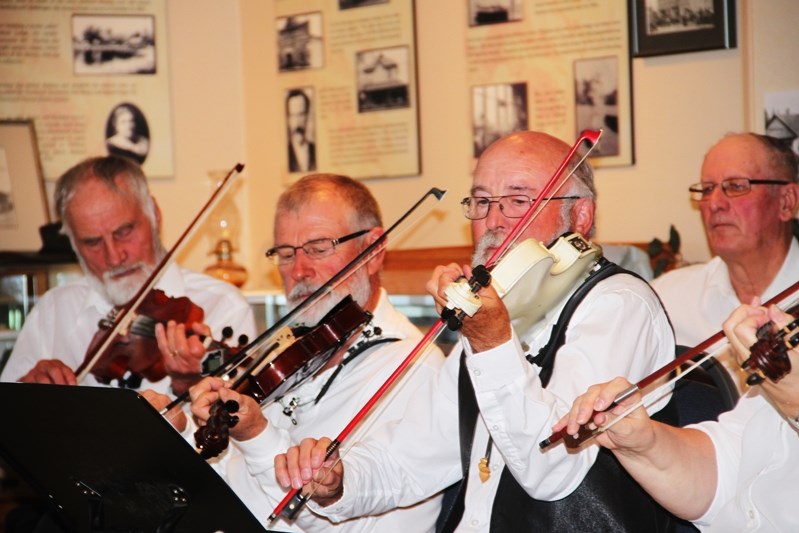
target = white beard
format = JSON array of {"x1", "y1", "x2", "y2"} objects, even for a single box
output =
[
  {"x1": 83, "y1": 258, "x2": 154, "y2": 307},
  {"x1": 287, "y1": 268, "x2": 372, "y2": 327}
]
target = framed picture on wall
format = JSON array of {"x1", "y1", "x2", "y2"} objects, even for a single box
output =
[
  {"x1": 630, "y1": 0, "x2": 736, "y2": 57},
  {"x1": 0, "y1": 120, "x2": 50, "y2": 251}
]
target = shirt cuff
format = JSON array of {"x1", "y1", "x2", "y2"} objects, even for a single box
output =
[
  {"x1": 462, "y1": 332, "x2": 534, "y2": 392},
  {"x1": 234, "y1": 421, "x2": 291, "y2": 476}
]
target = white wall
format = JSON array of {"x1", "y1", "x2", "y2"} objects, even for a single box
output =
[{"x1": 153, "y1": 0, "x2": 795, "y2": 291}]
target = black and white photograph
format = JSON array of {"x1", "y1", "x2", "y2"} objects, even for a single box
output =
[
  {"x1": 276, "y1": 13, "x2": 324, "y2": 72},
  {"x1": 356, "y1": 46, "x2": 411, "y2": 113},
  {"x1": 765, "y1": 90, "x2": 799, "y2": 157},
  {"x1": 471, "y1": 82, "x2": 528, "y2": 158},
  {"x1": 631, "y1": 0, "x2": 736, "y2": 57},
  {"x1": 72, "y1": 15, "x2": 156, "y2": 75},
  {"x1": 574, "y1": 56, "x2": 619, "y2": 157},
  {"x1": 339, "y1": 0, "x2": 389, "y2": 9},
  {"x1": 468, "y1": 0, "x2": 523, "y2": 27},
  {"x1": 104, "y1": 102, "x2": 151, "y2": 165},
  {"x1": 645, "y1": 0, "x2": 715, "y2": 35},
  {"x1": 285, "y1": 87, "x2": 317, "y2": 173}
]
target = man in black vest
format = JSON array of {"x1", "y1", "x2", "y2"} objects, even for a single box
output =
[{"x1": 275, "y1": 131, "x2": 676, "y2": 531}]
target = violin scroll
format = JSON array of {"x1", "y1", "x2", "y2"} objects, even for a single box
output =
[
  {"x1": 741, "y1": 315, "x2": 799, "y2": 385},
  {"x1": 196, "y1": 399, "x2": 240, "y2": 460}
]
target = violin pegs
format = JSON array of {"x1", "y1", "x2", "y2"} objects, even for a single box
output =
[
  {"x1": 238, "y1": 334, "x2": 249, "y2": 346},
  {"x1": 222, "y1": 326, "x2": 234, "y2": 340},
  {"x1": 746, "y1": 373, "x2": 764, "y2": 386},
  {"x1": 471, "y1": 265, "x2": 491, "y2": 288}
]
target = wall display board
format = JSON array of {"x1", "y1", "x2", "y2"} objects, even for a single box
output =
[
  {"x1": 0, "y1": 0, "x2": 173, "y2": 179},
  {"x1": 466, "y1": 0, "x2": 632, "y2": 167},
  {"x1": 275, "y1": 0, "x2": 420, "y2": 181},
  {"x1": 0, "y1": 119, "x2": 49, "y2": 250}
]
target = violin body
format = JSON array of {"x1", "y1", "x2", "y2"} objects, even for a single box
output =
[
  {"x1": 81, "y1": 289, "x2": 205, "y2": 387},
  {"x1": 234, "y1": 295, "x2": 372, "y2": 405},
  {"x1": 195, "y1": 295, "x2": 372, "y2": 458},
  {"x1": 492, "y1": 233, "x2": 600, "y2": 335}
]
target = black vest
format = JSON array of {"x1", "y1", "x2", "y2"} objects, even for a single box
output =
[{"x1": 438, "y1": 258, "x2": 677, "y2": 532}]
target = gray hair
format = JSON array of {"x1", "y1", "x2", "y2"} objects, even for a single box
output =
[
  {"x1": 55, "y1": 155, "x2": 158, "y2": 238},
  {"x1": 276, "y1": 173, "x2": 382, "y2": 230}
]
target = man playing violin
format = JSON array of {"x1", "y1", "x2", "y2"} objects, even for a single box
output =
[
  {"x1": 176, "y1": 174, "x2": 446, "y2": 532},
  {"x1": 274, "y1": 131, "x2": 676, "y2": 531},
  {"x1": 555, "y1": 301, "x2": 799, "y2": 531},
  {"x1": 0, "y1": 155, "x2": 256, "y2": 396},
  {"x1": 652, "y1": 133, "x2": 799, "y2": 388}
]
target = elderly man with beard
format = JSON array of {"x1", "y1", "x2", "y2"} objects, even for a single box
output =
[
  {"x1": 182, "y1": 174, "x2": 445, "y2": 532},
  {"x1": 0, "y1": 156, "x2": 256, "y2": 396},
  {"x1": 274, "y1": 131, "x2": 676, "y2": 532}
]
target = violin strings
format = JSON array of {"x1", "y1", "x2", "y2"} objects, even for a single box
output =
[{"x1": 585, "y1": 343, "x2": 730, "y2": 444}]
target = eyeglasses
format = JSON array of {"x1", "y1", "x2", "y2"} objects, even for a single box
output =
[
  {"x1": 460, "y1": 194, "x2": 581, "y2": 220},
  {"x1": 265, "y1": 229, "x2": 370, "y2": 266},
  {"x1": 688, "y1": 177, "x2": 790, "y2": 201}
]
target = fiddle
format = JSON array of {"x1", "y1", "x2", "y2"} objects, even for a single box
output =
[
  {"x1": 539, "y1": 280, "x2": 799, "y2": 449},
  {"x1": 268, "y1": 130, "x2": 604, "y2": 521},
  {"x1": 78, "y1": 289, "x2": 244, "y2": 388},
  {"x1": 195, "y1": 295, "x2": 372, "y2": 459},
  {"x1": 75, "y1": 163, "x2": 245, "y2": 385}
]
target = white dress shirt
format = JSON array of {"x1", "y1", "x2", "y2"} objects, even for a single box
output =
[
  {"x1": 692, "y1": 392, "x2": 799, "y2": 532},
  {"x1": 203, "y1": 289, "x2": 446, "y2": 532},
  {"x1": 652, "y1": 239, "x2": 799, "y2": 347},
  {"x1": 1, "y1": 264, "x2": 256, "y2": 395},
  {"x1": 314, "y1": 273, "x2": 675, "y2": 531}
]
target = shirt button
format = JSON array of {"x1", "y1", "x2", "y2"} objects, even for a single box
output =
[
  {"x1": 748, "y1": 510, "x2": 755, "y2": 519},
  {"x1": 473, "y1": 369, "x2": 481, "y2": 377},
  {"x1": 471, "y1": 519, "x2": 479, "y2": 526},
  {"x1": 492, "y1": 425, "x2": 499, "y2": 430}
]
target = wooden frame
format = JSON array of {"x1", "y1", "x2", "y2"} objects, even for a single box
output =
[
  {"x1": 0, "y1": 120, "x2": 50, "y2": 251},
  {"x1": 630, "y1": 0, "x2": 736, "y2": 57}
]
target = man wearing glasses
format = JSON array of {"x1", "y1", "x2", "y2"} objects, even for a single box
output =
[
  {"x1": 183, "y1": 173, "x2": 445, "y2": 532},
  {"x1": 275, "y1": 131, "x2": 675, "y2": 531},
  {"x1": 652, "y1": 132, "x2": 799, "y2": 388}
]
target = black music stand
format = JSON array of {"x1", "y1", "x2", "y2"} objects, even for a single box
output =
[{"x1": 0, "y1": 383, "x2": 280, "y2": 533}]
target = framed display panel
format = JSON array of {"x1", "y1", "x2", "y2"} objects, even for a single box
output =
[
  {"x1": 631, "y1": 0, "x2": 736, "y2": 57},
  {"x1": 466, "y1": 0, "x2": 634, "y2": 167},
  {"x1": 276, "y1": 0, "x2": 420, "y2": 181},
  {"x1": 0, "y1": 120, "x2": 50, "y2": 251}
]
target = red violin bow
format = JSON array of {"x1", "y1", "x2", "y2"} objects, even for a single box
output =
[{"x1": 269, "y1": 129, "x2": 603, "y2": 521}]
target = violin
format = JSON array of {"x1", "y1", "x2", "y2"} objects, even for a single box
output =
[
  {"x1": 75, "y1": 163, "x2": 245, "y2": 385},
  {"x1": 78, "y1": 289, "x2": 244, "y2": 388},
  {"x1": 539, "y1": 280, "x2": 799, "y2": 449},
  {"x1": 268, "y1": 129, "x2": 604, "y2": 521},
  {"x1": 195, "y1": 295, "x2": 372, "y2": 459}
]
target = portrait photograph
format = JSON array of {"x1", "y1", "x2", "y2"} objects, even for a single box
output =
[
  {"x1": 471, "y1": 82, "x2": 528, "y2": 158},
  {"x1": 104, "y1": 102, "x2": 151, "y2": 165},
  {"x1": 285, "y1": 87, "x2": 317, "y2": 173},
  {"x1": 468, "y1": 0, "x2": 523, "y2": 27},
  {"x1": 72, "y1": 14, "x2": 156, "y2": 75},
  {"x1": 276, "y1": 12, "x2": 324, "y2": 72},
  {"x1": 574, "y1": 56, "x2": 619, "y2": 157},
  {"x1": 356, "y1": 46, "x2": 411, "y2": 113}
]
